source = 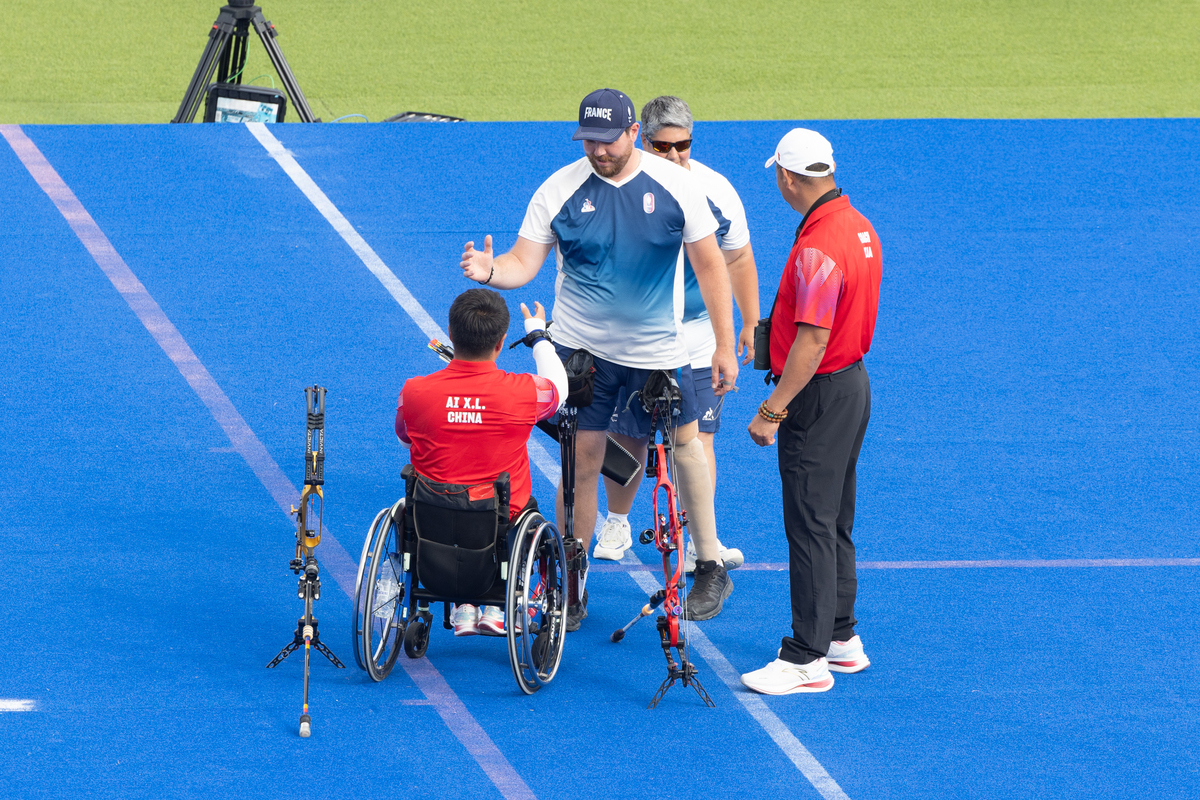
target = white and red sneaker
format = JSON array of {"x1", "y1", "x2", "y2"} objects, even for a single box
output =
[
  {"x1": 477, "y1": 606, "x2": 506, "y2": 636},
  {"x1": 451, "y1": 604, "x2": 479, "y2": 636},
  {"x1": 740, "y1": 656, "x2": 834, "y2": 694},
  {"x1": 826, "y1": 635, "x2": 870, "y2": 673}
]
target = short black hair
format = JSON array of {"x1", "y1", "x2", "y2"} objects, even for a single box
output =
[{"x1": 447, "y1": 288, "x2": 510, "y2": 359}]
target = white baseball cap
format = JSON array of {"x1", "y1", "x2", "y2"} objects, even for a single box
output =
[{"x1": 764, "y1": 128, "x2": 835, "y2": 176}]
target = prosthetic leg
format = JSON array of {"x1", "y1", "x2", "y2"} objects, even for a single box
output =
[{"x1": 266, "y1": 386, "x2": 344, "y2": 738}]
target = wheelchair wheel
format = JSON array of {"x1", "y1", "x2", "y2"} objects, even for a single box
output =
[
  {"x1": 506, "y1": 514, "x2": 568, "y2": 694},
  {"x1": 352, "y1": 504, "x2": 391, "y2": 670},
  {"x1": 360, "y1": 500, "x2": 407, "y2": 682},
  {"x1": 403, "y1": 613, "x2": 430, "y2": 659}
]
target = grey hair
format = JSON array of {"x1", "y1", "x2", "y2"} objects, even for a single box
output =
[{"x1": 640, "y1": 96, "x2": 693, "y2": 138}]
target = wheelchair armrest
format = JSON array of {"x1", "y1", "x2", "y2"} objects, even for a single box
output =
[
  {"x1": 402, "y1": 463, "x2": 417, "y2": 500},
  {"x1": 494, "y1": 472, "x2": 511, "y2": 525}
]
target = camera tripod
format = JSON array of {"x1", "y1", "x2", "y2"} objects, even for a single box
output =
[{"x1": 173, "y1": 1, "x2": 317, "y2": 123}]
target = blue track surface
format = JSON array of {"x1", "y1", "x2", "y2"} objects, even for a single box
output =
[{"x1": 1, "y1": 119, "x2": 1198, "y2": 799}]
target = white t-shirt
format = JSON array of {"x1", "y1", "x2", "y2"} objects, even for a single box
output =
[
  {"x1": 677, "y1": 159, "x2": 751, "y2": 368},
  {"x1": 518, "y1": 152, "x2": 718, "y2": 369}
]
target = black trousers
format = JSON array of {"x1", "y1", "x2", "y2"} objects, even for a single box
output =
[{"x1": 777, "y1": 361, "x2": 871, "y2": 665}]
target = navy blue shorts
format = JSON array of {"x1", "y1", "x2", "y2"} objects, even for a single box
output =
[
  {"x1": 609, "y1": 363, "x2": 719, "y2": 437},
  {"x1": 554, "y1": 343, "x2": 698, "y2": 435},
  {"x1": 687, "y1": 366, "x2": 724, "y2": 434}
]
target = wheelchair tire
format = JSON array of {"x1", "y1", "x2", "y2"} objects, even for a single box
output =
[
  {"x1": 506, "y1": 513, "x2": 568, "y2": 694},
  {"x1": 352, "y1": 504, "x2": 392, "y2": 670},
  {"x1": 403, "y1": 614, "x2": 430, "y2": 659},
  {"x1": 361, "y1": 500, "x2": 407, "y2": 682}
]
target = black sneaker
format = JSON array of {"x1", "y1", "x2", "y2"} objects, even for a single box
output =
[
  {"x1": 684, "y1": 560, "x2": 732, "y2": 620},
  {"x1": 566, "y1": 589, "x2": 589, "y2": 632}
]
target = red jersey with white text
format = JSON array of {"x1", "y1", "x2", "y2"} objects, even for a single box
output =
[
  {"x1": 395, "y1": 360, "x2": 559, "y2": 518},
  {"x1": 769, "y1": 195, "x2": 881, "y2": 375}
]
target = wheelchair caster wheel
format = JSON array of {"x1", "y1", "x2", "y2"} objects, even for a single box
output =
[{"x1": 404, "y1": 616, "x2": 430, "y2": 659}]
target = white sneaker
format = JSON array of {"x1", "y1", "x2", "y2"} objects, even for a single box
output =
[
  {"x1": 740, "y1": 656, "x2": 834, "y2": 694},
  {"x1": 451, "y1": 604, "x2": 479, "y2": 636},
  {"x1": 826, "y1": 635, "x2": 870, "y2": 673},
  {"x1": 593, "y1": 516, "x2": 632, "y2": 560},
  {"x1": 477, "y1": 606, "x2": 506, "y2": 636},
  {"x1": 684, "y1": 538, "x2": 745, "y2": 573}
]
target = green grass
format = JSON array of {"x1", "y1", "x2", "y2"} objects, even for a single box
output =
[{"x1": 2, "y1": 1, "x2": 1197, "y2": 123}]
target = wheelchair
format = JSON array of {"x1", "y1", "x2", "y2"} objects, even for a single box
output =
[{"x1": 351, "y1": 464, "x2": 569, "y2": 694}]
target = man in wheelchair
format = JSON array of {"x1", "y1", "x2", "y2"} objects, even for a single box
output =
[{"x1": 394, "y1": 288, "x2": 568, "y2": 635}]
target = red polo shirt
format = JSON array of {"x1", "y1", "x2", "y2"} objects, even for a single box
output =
[
  {"x1": 769, "y1": 195, "x2": 882, "y2": 375},
  {"x1": 395, "y1": 360, "x2": 559, "y2": 518}
]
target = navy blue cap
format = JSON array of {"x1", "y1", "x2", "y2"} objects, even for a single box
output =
[{"x1": 572, "y1": 88, "x2": 636, "y2": 143}]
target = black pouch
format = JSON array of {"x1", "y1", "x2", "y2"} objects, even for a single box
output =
[
  {"x1": 639, "y1": 369, "x2": 682, "y2": 414},
  {"x1": 563, "y1": 348, "x2": 595, "y2": 408},
  {"x1": 753, "y1": 317, "x2": 772, "y2": 371},
  {"x1": 409, "y1": 473, "x2": 509, "y2": 599}
]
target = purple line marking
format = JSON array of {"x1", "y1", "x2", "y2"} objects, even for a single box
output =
[
  {"x1": 590, "y1": 558, "x2": 1200, "y2": 573},
  {"x1": 4, "y1": 125, "x2": 535, "y2": 800}
]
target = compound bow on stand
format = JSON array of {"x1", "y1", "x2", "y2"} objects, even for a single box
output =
[
  {"x1": 266, "y1": 385, "x2": 345, "y2": 738},
  {"x1": 610, "y1": 371, "x2": 714, "y2": 708}
]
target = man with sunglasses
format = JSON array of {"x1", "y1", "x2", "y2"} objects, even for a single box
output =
[
  {"x1": 460, "y1": 88, "x2": 740, "y2": 626},
  {"x1": 597, "y1": 96, "x2": 759, "y2": 583}
]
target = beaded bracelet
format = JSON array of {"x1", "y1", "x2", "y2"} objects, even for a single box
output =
[
  {"x1": 480, "y1": 264, "x2": 495, "y2": 285},
  {"x1": 758, "y1": 401, "x2": 787, "y2": 423}
]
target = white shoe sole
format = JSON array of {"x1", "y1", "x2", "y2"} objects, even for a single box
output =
[
  {"x1": 740, "y1": 674, "x2": 835, "y2": 694},
  {"x1": 592, "y1": 543, "x2": 630, "y2": 561},
  {"x1": 827, "y1": 657, "x2": 869, "y2": 673}
]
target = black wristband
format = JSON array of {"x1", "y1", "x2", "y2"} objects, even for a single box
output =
[
  {"x1": 508, "y1": 328, "x2": 553, "y2": 349},
  {"x1": 480, "y1": 264, "x2": 495, "y2": 285}
]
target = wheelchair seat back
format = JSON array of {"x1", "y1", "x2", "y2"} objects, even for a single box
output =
[{"x1": 405, "y1": 467, "x2": 511, "y2": 600}]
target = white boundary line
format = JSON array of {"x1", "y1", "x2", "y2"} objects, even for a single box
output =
[
  {"x1": 242, "y1": 123, "x2": 852, "y2": 800},
  {"x1": 0, "y1": 700, "x2": 37, "y2": 713},
  {"x1": 3, "y1": 124, "x2": 535, "y2": 800},
  {"x1": 593, "y1": 558, "x2": 1200, "y2": 573}
]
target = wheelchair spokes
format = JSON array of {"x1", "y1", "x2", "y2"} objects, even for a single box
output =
[
  {"x1": 507, "y1": 518, "x2": 568, "y2": 694},
  {"x1": 356, "y1": 501, "x2": 406, "y2": 682}
]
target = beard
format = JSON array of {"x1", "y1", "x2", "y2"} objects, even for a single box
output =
[{"x1": 588, "y1": 146, "x2": 632, "y2": 178}]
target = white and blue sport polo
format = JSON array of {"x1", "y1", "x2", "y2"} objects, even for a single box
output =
[
  {"x1": 518, "y1": 152, "x2": 718, "y2": 370},
  {"x1": 679, "y1": 159, "x2": 751, "y2": 369}
]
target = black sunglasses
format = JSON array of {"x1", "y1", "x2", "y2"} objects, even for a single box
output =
[{"x1": 648, "y1": 138, "x2": 692, "y2": 154}]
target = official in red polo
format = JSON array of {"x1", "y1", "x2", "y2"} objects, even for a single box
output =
[
  {"x1": 741, "y1": 129, "x2": 882, "y2": 695},
  {"x1": 396, "y1": 288, "x2": 567, "y2": 635}
]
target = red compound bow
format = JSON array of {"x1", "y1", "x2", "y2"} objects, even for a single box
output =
[{"x1": 611, "y1": 372, "x2": 715, "y2": 708}]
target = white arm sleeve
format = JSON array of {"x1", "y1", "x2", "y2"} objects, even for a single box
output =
[{"x1": 526, "y1": 315, "x2": 568, "y2": 411}]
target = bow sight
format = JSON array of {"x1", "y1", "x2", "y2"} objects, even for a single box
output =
[{"x1": 266, "y1": 385, "x2": 345, "y2": 738}]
